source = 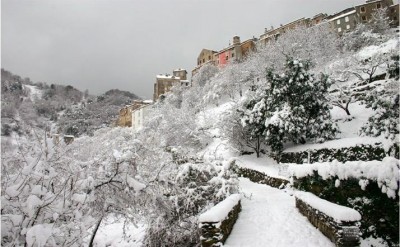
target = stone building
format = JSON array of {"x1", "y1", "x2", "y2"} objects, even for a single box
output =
[
  {"x1": 192, "y1": 49, "x2": 218, "y2": 76},
  {"x1": 118, "y1": 105, "x2": 133, "y2": 127},
  {"x1": 355, "y1": 0, "x2": 393, "y2": 24},
  {"x1": 117, "y1": 100, "x2": 153, "y2": 127},
  {"x1": 327, "y1": 8, "x2": 358, "y2": 34},
  {"x1": 193, "y1": 36, "x2": 257, "y2": 73},
  {"x1": 326, "y1": 0, "x2": 395, "y2": 35},
  {"x1": 132, "y1": 100, "x2": 152, "y2": 131},
  {"x1": 215, "y1": 36, "x2": 257, "y2": 68},
  {"x1": 153, "y1": 69, "x2": 188, "y2": 101},
  {"x1": 388, "y1": 3, "x2": 399, "y2": 26},
  {"x1": 258, "y1": 18, "x2": 311, "y2": 46}
]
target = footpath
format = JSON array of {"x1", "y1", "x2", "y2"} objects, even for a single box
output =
[{"x1": 224, "y1": 178, "x2": 334, "y2": 247}]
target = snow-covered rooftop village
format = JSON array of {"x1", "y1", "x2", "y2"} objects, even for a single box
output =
[{"x1": 1, "y1": 0, "x2": 400, "y2": 246}]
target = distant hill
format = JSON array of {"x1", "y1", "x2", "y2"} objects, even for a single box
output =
[{"x1": 1, "y1": 68, "x2": 140, "y2": 137}]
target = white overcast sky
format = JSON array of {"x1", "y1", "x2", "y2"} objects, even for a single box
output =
[{"x1": 2, "y1": 0, "x2": 371, "y2": 99}]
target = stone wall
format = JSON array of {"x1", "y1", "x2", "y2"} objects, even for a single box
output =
[
  {"x1": 295, "y1": 197, "x2": 361, "y2": 247},
  {"x1": 231, "y1": 162, "x2": 289, "y2": 189},
  {"x1": 277, "y1": 143, "x2": 396, "y2": 164},
  {"x1": 199, "y1": 201, "x2": 241, "y2": 247}
]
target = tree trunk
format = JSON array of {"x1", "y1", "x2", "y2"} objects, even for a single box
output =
[{"x1": 89, "y1": 217, "x2": 103, "y2": 247}]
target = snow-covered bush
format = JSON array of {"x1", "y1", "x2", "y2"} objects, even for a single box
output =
[
  {"x1": 360, "y1": 86, "x2": 399, "y2": 140},
  {"x1": 288, "y1": 157, "x2": 399, "y2": 245},
  {"x1": 192, "y1": 63, "x2": 219, "y2": 87},
  {"x1": 143, "y1": 162, "x2": 238, "y2": 247},
  {"x1": 1, "y1": 128, "x2": 146, "y2": 246}
]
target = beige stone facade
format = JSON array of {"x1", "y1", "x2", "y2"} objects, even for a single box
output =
[
  {"x1": 355, "y1": 0, "x2": 393, "y2": 24},
  {"x1": 328, "y1": 8, "x2": 358, "y2": 34},
  {"x1": 153, "y1": 69, "x2": 188, "y2": 101},
  {"x1": 117, "y1": 100, "x2": 153, "y2": 127},
  {"x1": 259, "y1": 18, "x2": 311, "y2": 46}
]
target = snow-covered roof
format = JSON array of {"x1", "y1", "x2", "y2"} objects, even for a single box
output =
[
  {"x1": 64, "y1": 135, "x2": 74, "y2": 138},
  {"x1": 143, "y1": 99, "x2": 153, "y2": 104},
  {"x1": 328, "y1": 10, "x2": 356, "y2": 22},
  {"x1": 180, "y1": 80, "x2": 190, "y2": 82},
  {"x1": 156, "y1": 74, "x2": 180, "y2": 79},
  {"x1": 173, "y1": 68, "x2": 187, "y2": 72},
  {"x1": 355, "y1": 0, "x2": 381, "y2": 7}
]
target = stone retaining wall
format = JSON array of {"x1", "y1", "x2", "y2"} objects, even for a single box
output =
[
  {"x1": 296, "y1": 197, "x2": 361, "y2": 247},
  {"x1": 277, "y1": 144, "x2": 393, "y2": 164},
  {"x1": 231, "y1": 163, "x2": 289, "y2": 189},
  {"x1": 199, "y1": 201, "x2": 241, "y2": 247}
]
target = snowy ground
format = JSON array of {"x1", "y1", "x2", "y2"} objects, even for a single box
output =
[
  {"x1": 84, "y1": 217, "x2": 146, "y2": 247},
  {"x1": 225, "y1": 178, "x2": 334, "y2": 247}
]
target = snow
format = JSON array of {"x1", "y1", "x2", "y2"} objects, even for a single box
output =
[
  {"x1": 199, "y1": 194, "x2": 241, "y2": 223},
  {"x1": 126, "y1": 176, "x2": 146, "y2": 192},
  {"x1": 24, "y1": 85, "x2": 42, "y2": 102},
  {"x1": 26, "y1": 223, "x2": 54, "y2": 247},
  {"x1": 86, "y1": 217, "x2": 146, "y2": 247},
  {"x1": 283, "y1": 136, "x2": 392, "y2": 153},
  {"x1": 234, "y1": 154, "x2": 286, "y2": 179},
  {"x1": 330, "y1": 102, "x2": 375, "y2": 138},
  {"x1": 287, "y1": 157, "x2": 400, "y2": 198},
  {"x1": 295, "y1": 191, "x2": 361, "y2": 222},
  {"x1": 357, "y1": 38, "x2": 399, "y2": 60},
  {"x1": 224, "y1": 178, "x2": 334, "y2": 247},
  {"x1": 156, "y1": 74, "x2": 180, "y2": 79}
]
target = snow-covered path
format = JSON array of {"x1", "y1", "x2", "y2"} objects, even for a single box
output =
[{"x1": 225, "y1": 178, "x2": 334, "y2": 247}]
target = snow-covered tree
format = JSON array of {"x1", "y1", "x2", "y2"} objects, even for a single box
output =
[
  {"x1": 192, "y1": 63, "x2": 219, "y2": 87},
  {"x1": 242, "y1": 58, "x2": 338, "y2": 154},
  {"x1": 360, "y1": 80, "x2": 399, "y2": 140}
]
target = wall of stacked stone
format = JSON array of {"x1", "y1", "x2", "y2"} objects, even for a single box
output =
[
  {"x1": 231, "y1": 163, "x2": 289, "y2": 189},
  {"x1": 276, "y1": 143, "x2": 399, "y2": 164},
  {"x1": 199, "y1": 200, "x2": 241, "y2": 247},
  {"x1": 295, "y1": 197, "x2": 361, "y2": 247}
]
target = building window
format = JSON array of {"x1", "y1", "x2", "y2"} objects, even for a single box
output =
[
  {"x1": 360, "y1": 6, "x2": 366, "y2": 13},
  {"x1": 208, "y1": 55, "x2": 211, "y2": 60},
  {"x1": 394, "y1": 16, "x2": 398, "y2": 20},
  {"x1": 345, "y1": 16, "x2": 349, "y2": 22},
  {"x1": 203, "y1": 58, "x2": 205, "y2": 63},
  {"x1": 346, "y1": 24, "x2": 350, "y2": 29},
  {"x1": 337, "y1": 19, "x2": 341, "y2": 25},
  {"x1": 226, "y1": 55, "x2": 229, "y2": 60},
  {"x1": 377, "y1": 3, "x2": 381, "y2": 8},
  {"x1": 362, "y1": 15, "x2": 367, "y2": 21},
  {"x1": 338, "y1": 27, "x2": 342, "y2": 32},
  {"x1": 232, "y1": 53, "x2": 235, "y2": 57}
]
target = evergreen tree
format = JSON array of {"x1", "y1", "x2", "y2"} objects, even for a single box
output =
[
  {"x1": 242, "y1": 58, "x2": 338, "y2": 154},
  {"x1": 360, "y1": 83, "x2": 399, "y2": 140}
]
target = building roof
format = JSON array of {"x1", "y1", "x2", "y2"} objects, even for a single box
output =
[
  {"x1": 156, "y1": 74, "x2": 180, "y2": 79},
  {"x1": 355, "y1": 0, "x2": 382, "y2": 7},
  {"x1": 328, "y1": 9, "x2": 356, "y2": 21},
  {"x1": 173, "y1": 68, "x2": 187, "y2": 72}
]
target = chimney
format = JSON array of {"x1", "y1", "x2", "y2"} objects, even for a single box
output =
[{"x1": 233, "y1": 36, "x2": 240, "y2": 45}]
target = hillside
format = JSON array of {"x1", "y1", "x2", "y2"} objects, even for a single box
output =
[
  {"x1": 1, "y1": 69, "x2": 140, "y2": 137},
  {"x1": 1, "y1": 22, "x2": 399, "y2": 247}
]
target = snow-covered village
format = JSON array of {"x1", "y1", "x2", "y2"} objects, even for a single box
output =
[{"x1": 1, "y1": 0, "x2": 400, "y2": 246}]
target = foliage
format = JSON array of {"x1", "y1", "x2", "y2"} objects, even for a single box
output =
[
  {"x1": 143, "y1": 162, "x2": 238, "y2": 247},
  {"x1": 1, "y1": 128, "x2": 145, "y2": 246},
  {"x1": 294, "y1": 174, "x2": 399, "y2": 246},
  {"x1": 241, "y1": 58, "x2": 338, "y2": 154},
  {"x1": 278, "y1": 144, "x2": 389, "y2": 164},
  {"x1": 360, "y1": 88, "x2": 399, "y2": 141}
]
